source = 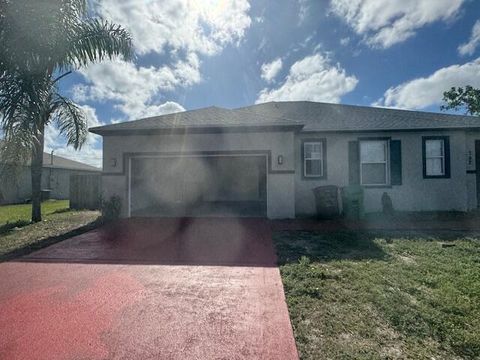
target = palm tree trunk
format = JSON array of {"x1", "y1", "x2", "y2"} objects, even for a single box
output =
[{"x1": 31, "y1": 125, "x2": 45, "y2": 222}]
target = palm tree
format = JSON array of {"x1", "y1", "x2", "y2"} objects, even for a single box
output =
[{"x1": 0, "y1": 0, "x2": 133, "y2": 222}]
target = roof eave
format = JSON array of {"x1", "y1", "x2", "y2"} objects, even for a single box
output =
[
  {"x1": 300, "y1": 126, "x2": 480, "y2": 133},
  {"x1": 42, "y1": 165, "x2": 101, "y2": 172},
  {"x1": 89, "y1": 124, "x2": 304, "y2": 136}
]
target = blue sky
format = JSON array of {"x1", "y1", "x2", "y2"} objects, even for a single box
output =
[{"x1": 51, "y1": 0, "x2": 480, "y2": 167}]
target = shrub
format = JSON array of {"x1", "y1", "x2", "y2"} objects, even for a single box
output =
[{"x1": 101, "y1": 195, "x2": 122, "y2": 222}]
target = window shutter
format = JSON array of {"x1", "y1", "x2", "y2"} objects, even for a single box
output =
[
  {"x1": 348, "y1": 141, "x2": 360, "y2": 184},
  {"x1": 444, "y1": 137, "x2": 451, "y2": 178},
  {"x1": 390, "y1": 140, "x2": 402, "y2": 185}
]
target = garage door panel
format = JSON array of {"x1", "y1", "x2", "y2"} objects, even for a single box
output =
[
  {"x1": 202, "y1": 157, "x2": 261, "y2": 202},
  {"x1": 131, "y1": 158, "x2": 184, "y2": 213},
  {"x1": 130, "y1": 155, "x2": 267, "y2": 217}
]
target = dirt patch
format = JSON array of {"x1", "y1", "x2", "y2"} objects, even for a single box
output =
[{"x1": 397, "y1": 254, "x2": 417, "y2": 265}]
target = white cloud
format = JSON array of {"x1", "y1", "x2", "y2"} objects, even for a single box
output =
[
  {"x1": 374, "y1": 58, "x2": 480, "y2": 109},
  {"x1": 260, "y1": 58, "x2": 283, "y2": 83},
  {"x1": 46, "y1": 100, "x2": 184, "y2": 168},
  {"x1": 340, "y1": 37, "x2": 350, "y2": 46},
  {"x1": 298, "y1": 0, "x2": 310, "y2": 23},
  {"x1": 45, "y1": 105, "x2": 103, "y2": 168},
  {"x1": 256, "y1": 53, "x2": 358, "y2": 103},
  {"x1": 74, "y1": 0, "x2": 251, "y2": 121},
  {"x1": 95, "y1": 0, "x2": 251, "y2": 56},
  {"x1": 43, "y1": 125, "x2": 61, "y2": 154},
  {"x1": 330, "y1": 0, "x2": 465, "y2": 48},
  {"x1": 73, "y1": 55, "x2": 198, "y2": 119},
  {"x1": 458, "y1": 20, "x2": 480, "y2": 56},
  {"x1": 134, "y1": 101, "x2": 185, "y2": 119}
]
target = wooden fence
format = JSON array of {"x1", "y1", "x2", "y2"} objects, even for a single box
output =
[{"x1": 69, "y1": 174, "x2": 101, "y2": 210}]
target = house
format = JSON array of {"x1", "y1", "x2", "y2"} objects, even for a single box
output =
[
  {"x1": 0, "y1": 152, "x2": 101, "y2": 204},
  {"x1": 89, "y1": 101, "x2": 480, "y2": 219}
]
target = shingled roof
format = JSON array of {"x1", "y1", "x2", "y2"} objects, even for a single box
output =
[
  {"x1": 40, "y1": 153, "x2": 100, "y2": 172},
  {"x1": 90, "y1": 106, "x2": 301, "y2": 135},
  {"x1": 0, "y1": 139, "x2": 100, "y2": 171},
  {"x1": 90, "y1": 101, "x2": 480, "y2": 135},
  {"x1": 237, "y1": 102, "x2": 480, "y2": 132}
]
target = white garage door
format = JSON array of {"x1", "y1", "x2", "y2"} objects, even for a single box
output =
[{"x1": 129, "y1": 155, "x2": 267, "y2": 217}]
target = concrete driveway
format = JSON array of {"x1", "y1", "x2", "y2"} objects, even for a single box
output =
[{"x1": 0, "y1": 218, "x2": 298, "y2": 360}]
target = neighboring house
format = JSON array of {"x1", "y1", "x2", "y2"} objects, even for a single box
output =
[
  {"x1": 0, "y1": 152, "x2": 101, "y2": 204},
  {"x1": 90, "y1": 101, "x2": 480, "y2": 219}
]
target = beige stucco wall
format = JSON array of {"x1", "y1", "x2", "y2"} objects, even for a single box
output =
[
  {"x1": 466, "y1": 174, "x2": 476, "y2": 210},
  {"x1": 101, "y1": 131, "x2": 296, "y2": 219},
  {"x1": 295, "y1": 130, "x2": 471, "y2": 215},
  {"x1": 465, "y1": 131, "x2": 480, "y2": 210},
  {"x1": 267, "y1": 173, "x2": 295, "y2": 218},
  {"x1": 101, "y1": 128, "x2": 478, "y2": 218}
]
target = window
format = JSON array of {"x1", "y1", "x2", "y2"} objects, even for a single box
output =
[
  {"x1": 303, "y1": 141, "x2": 325, "y2": 178},
  {"x1": 360, "y1": 140, "x2": 389, "y2": 185},
  {"x1": 422, "y1": 136, "x2": 450, "y2": 178},
  {"x1": 425, "y1": 139, "x2": 445, "y2": 176}
]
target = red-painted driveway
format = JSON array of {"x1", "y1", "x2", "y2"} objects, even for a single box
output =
[{"x1": 0, "y1": 218, "x2": 298, "y2": 360}]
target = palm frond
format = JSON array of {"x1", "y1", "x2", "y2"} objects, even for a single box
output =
[
  {"x1": 0, "y1": 85, "x2": 36, "y2": 181},
  {"x1": 1, "y1": 109, "x2": 36, "y2": 145},
  {"x1": 0, "y1": 130, "x2": 32, "y2": 166},
  {"x1": 0, "y1": 0, "x2": 95, "y2": 74},
  {"x1": 0, "y1": 0, "x2": 58, "y2": 73},
  {"x1": 60, "y1": 18, "x2": 134, "y2": 70},
  {"x1": 50, "y1": 93, "x2": 87, "y2": 149},
  {"x1": 60, "y1": 0, "x2": 87, "y2": 20},
  {"x1": 0, "y1": 72, "x2": 51, "y2": 135},
  {"x1": 0, "y1": 117, "x2": 35, "y2": 182}
]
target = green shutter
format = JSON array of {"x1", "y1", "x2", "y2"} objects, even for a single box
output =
[
  {"x1": 390, "y1": 140, "x2": 402, "y2": 185},
  {"x1": 348, "y1": 141, "x2": 360, "y2": 184},
  {"x1": 444, "y1": 137, "x2": 451, "y2": 178}
]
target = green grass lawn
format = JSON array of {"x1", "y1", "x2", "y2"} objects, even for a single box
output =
[
  {"x1": 0, "y1": 208, "x2": 100, "y2": 260},
  {"x1": 274, "y1": 231, "x2": 480, "y2": 359},
  {"x1": 0, "y1": 200, "x2": 69, "y2": 226}
]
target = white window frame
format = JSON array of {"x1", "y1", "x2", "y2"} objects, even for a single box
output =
[
  {"x1": 425, "y1": 139, "x2": 445, "y2": 176},
  {"x1": 303, "y1": 141, "x2": 324, "y2": 178},
  {"x1": 359, "y1": 139, "x2": 390, "y2": 186}
]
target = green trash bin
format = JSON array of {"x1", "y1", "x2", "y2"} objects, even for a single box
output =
[{"x1": 342, "y1": 185, "x2": 364, "y2": 219}]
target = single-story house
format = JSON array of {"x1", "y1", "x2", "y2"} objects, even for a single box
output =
[
  {"x1": 90, "y1": 101, "x2": 480, "y2": 219},
  {"x1": 0, "y1": 152, "x2": 101, "y2": 204}
]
